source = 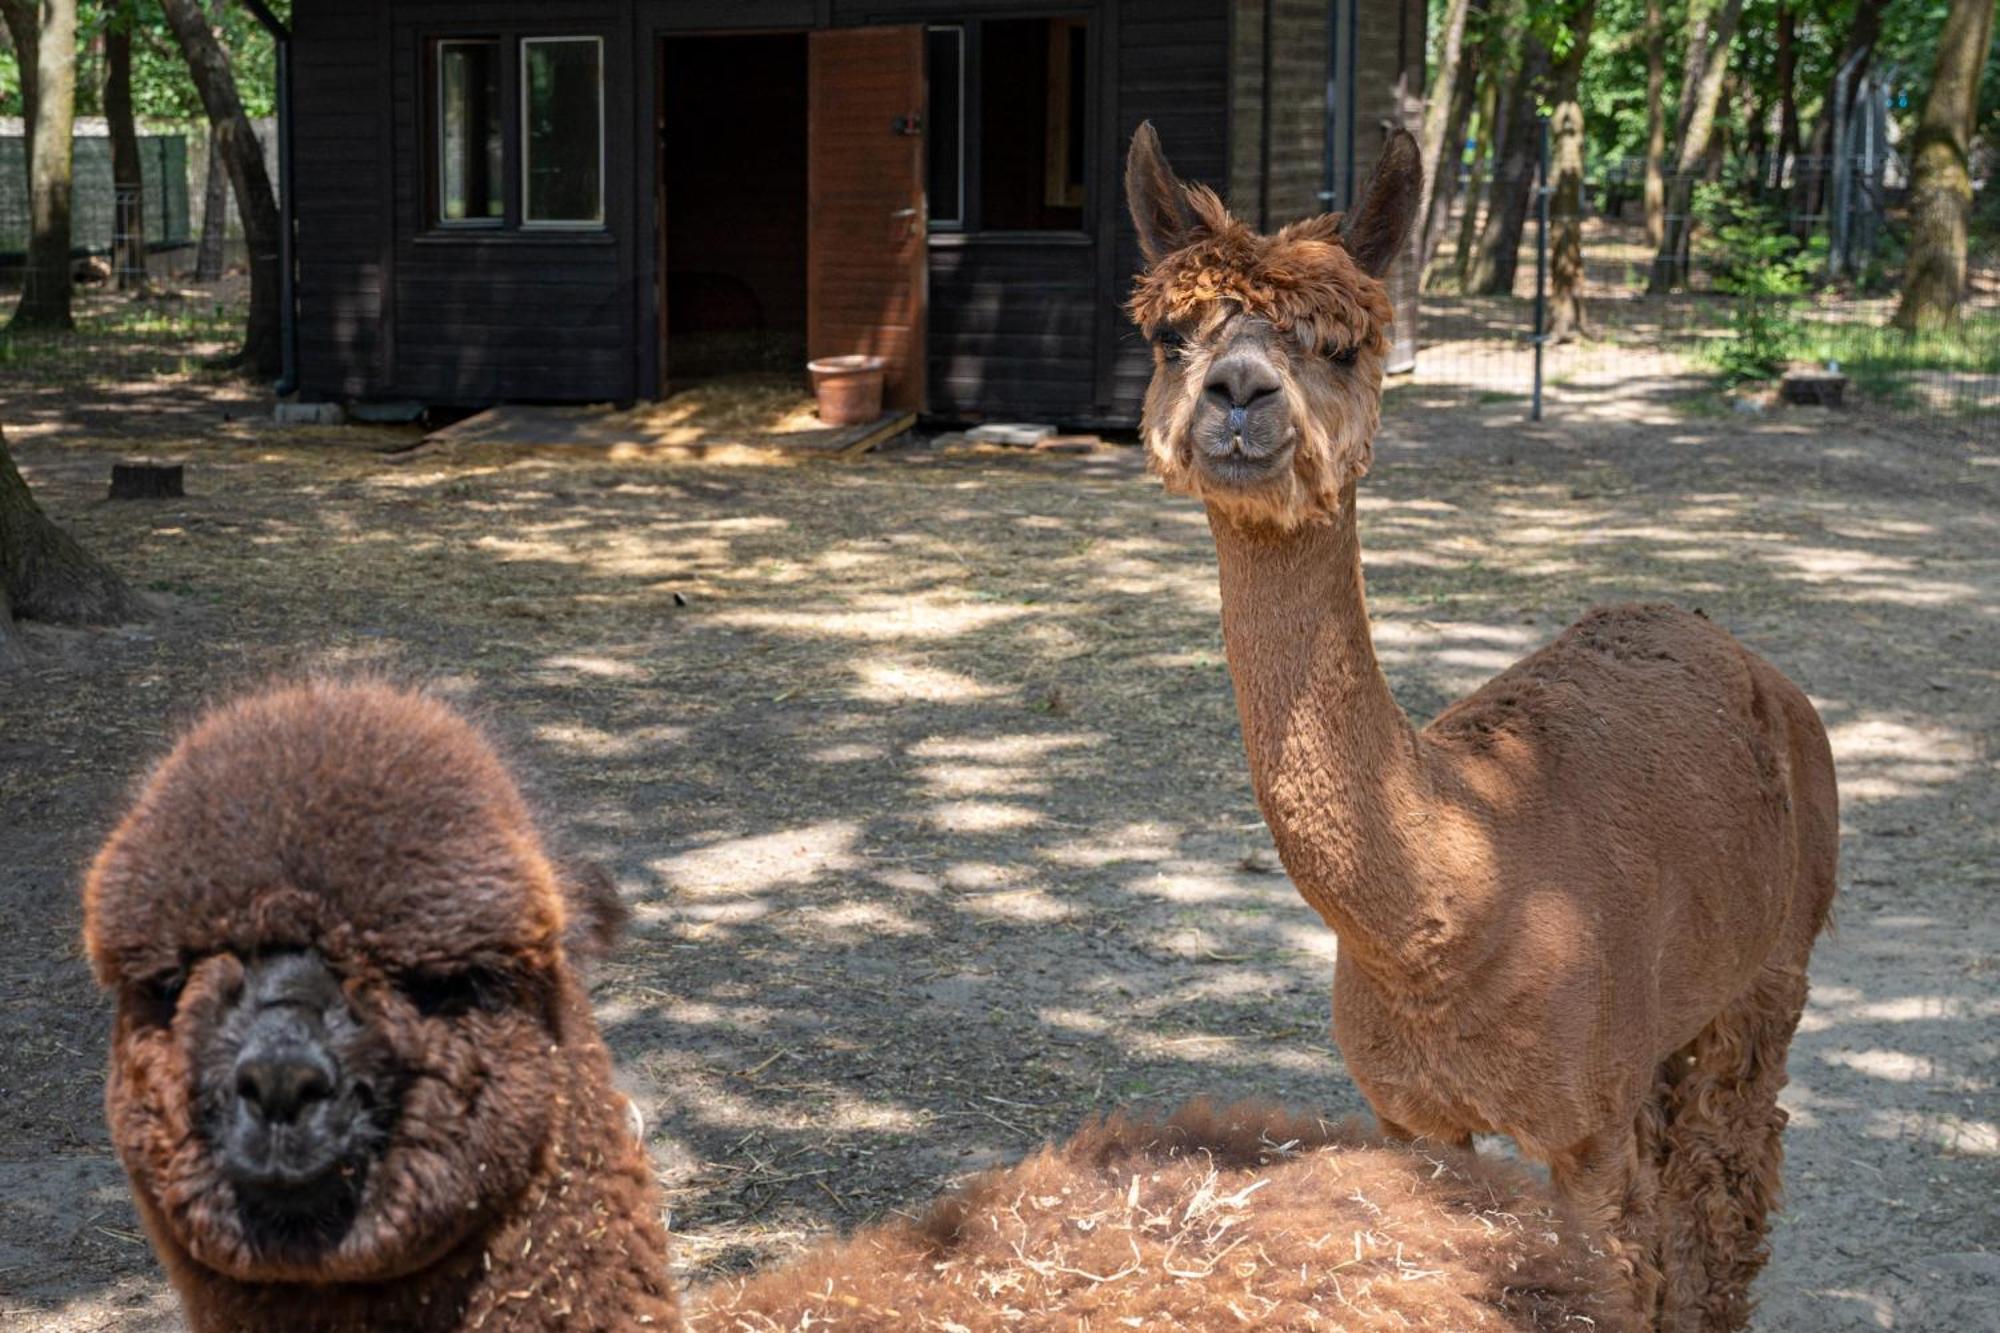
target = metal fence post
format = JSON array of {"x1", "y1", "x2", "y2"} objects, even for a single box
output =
[{"x1": 1532, "y1": 115, "x2": 1550, "y2": 422}]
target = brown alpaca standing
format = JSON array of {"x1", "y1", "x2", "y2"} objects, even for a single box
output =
[
  {"x1": 91, "y1": 682, "x2": 1633, "y2": 1332},
  {"x1": 1121, "y1": 123, "x2": 1838, "y2": 1332}
]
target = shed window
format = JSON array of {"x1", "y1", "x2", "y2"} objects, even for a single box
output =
[
  {"x1": 925, "y1": 26, "x2": 964, "y2": 228},
  {"x1": 926, "y1": 18, "x2": 1088, "y2": 233},
  {"x1": 435, "y1": 40, "x2": 502, "y2": 225},
  {"x1": 522, "y1": 36, "x2": 605, "y2": 227}
]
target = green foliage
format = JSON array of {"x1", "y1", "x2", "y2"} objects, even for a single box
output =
[
  {"x1": 2, "y1": 1, "x2": 290, "y2": 122},
  {"x1": 1695, "y1": 182, "x2": 1824, "y2": 380}
]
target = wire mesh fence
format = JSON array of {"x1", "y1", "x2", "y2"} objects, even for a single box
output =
[
  {"x1": 1407, "y1": 135, "x2": 2000, "y2": 433},
  {"x1": 0, "y1": 134, "x2": 192, "y2": 256}
]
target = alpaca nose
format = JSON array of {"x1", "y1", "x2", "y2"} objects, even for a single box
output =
[
  {"x1": 1204, "y1": 352, "x2": 1282, "y2": 410},
  {"x1": 234, "y1": 1031, "x2": 337, "y2": 1124}
]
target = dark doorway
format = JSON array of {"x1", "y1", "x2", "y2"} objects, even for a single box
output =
[{"x1": 660, "y1": 34, "x2": 809, "y2": 382}]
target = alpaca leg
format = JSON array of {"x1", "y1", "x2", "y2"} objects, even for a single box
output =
[
  {"x1": 1655, "y1": 964, "x2": 1809, "y2": 1332},
  {"x1": 1549, "y1": 1120, "x2": 1664, "y2": 1324}
]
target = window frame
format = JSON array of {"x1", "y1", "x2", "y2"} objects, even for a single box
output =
[
  {"x1": 519, "y1": 34, "x2": 608, "y2": 231},
  {"x1": 431, "y1": 37, "x2": 506, "y2": 230},
  {"x1": 925, "y1": 15, "x2": 1092, "y2": 240}
]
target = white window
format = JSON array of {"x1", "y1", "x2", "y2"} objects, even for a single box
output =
[{"x1": 521, "y1": 36, "x2": 605, "y2": 227}]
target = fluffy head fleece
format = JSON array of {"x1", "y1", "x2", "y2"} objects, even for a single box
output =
[
  {"x1": 84, "y1": 680, "x2": 676, "y2": 1331},
  {"x1": 1124, "y1": 120, "x2": 1418, "y2": 531},
  {"x1": 690, "y1": 1100, "x2": 1636, "y2": 1332}
]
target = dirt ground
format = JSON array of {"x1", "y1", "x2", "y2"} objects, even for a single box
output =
[{"x1": 0, "y1": 377, "x2": 1994, "y2": 1331}]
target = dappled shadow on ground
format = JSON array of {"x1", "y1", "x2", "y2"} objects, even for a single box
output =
[{"x1": 1, "y1": 398, "x2": 1994, "y2": 1331}]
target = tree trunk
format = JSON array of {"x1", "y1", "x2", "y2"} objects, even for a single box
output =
[
  {"x1": 160, "y1": 0, "x2": 282, "y2": 376},
  {"x1": 1465, "y1": 28, "x2": 1549, "y2": 297},
  {"x1": 1891, "y1": 0, "x2": 1995, "y2": 332},
  {"x1": 0, "y1": 581, "x2": 23, "y2": 670},
  {"x1": 0, "y1": 1, "x2": 36, "y2": 200},
  {"x1": 1642, "y1": 0, "x2": 1666, "y2": 248},
  {"x1": 1775, "y1": 4, "x2": 1799, "y2": 195},
  {"x1": 1546, "y1": 1, "x2": 1597, "y2": 342},
  {"x1": 1795, "y1": 0, "x2": 1887, "y2": 227},
  {"x1": 195, "y1": 127, "x2": 229, "y2": 282},
  {"x1": 0, "y1": 427, "x2": 139, "y2": 627},
  {"x1": 1420, "y1": 16, "x2": 1481, "y2": 278},
  {"x1": 1417, "y1": 0, "x2": 1474, "y2": 260},
  {"x1": 106, "y1": 17, "x2": 150, "y2": 293},
  {"x1": 1648, "y1": 0, "x2": 1746, "y2": 293},
  {"x1": 1451, "y1": 69, "x2": 1502, "y2": 291},
  {"x1": 9, "y1": 0, "x2": 76, "y2": 330}
]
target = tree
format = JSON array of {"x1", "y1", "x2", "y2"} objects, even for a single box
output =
[
  {"x1": 1465, "y1": 19, "x2": 1552, "y2": 296},
  {"x1": 1547, "y1": 4, "x2": 1601, "y2": 341},
  {"x1": 1647, "y1": 0, "x2": 1746, "y2": 291},
  {"x1": 0, "y1": 3, "x2": 36, "y2": 184},
  {"x1": 1772, "y1": 4, "x2": 1801, "y2": 193},
  {"x1": 159, "y1": 0, "x2": 281, "y2": 375},
  {"x1": 1793, "y1": 0, "x2": 1888, "y2": 229},
  {"x1": 1642, "y1": 0, "x2": 1668, "y2": 248},
  {"x1": 104, "y1": 2, "x2": 150, "y2": 291},
  {"x1": 6, "y1": 0, "x2": 78, "y2": 330},
  {"x1": 0, "y1": 425, "x2": 139, "y2": 663},
  {"x1": 1419, "y1": 0, "x2": 1477, "y2": 270},
  {"x1": 194, "y1": 128, "x2": 229, "y2": 281},
  {"x1": 1451, "y1": 69, "x2": 1503, "y2": 291},
  {"x1": 1892, "y1": 0, "x2": 1996, "y2": 331}
]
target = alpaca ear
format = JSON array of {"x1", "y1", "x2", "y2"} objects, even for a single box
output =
[
  {"x1": 1125, "y1": 121, "x2": 1196, "y2": 262},
  {"x1": 1340, "y1": 129, "x2": 1423, "y2": 278},
  {"x1": 559, "y1": 861, "x2": 630, "y2": 968}
]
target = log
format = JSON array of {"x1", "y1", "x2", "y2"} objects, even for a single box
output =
[{"x1": 109, "y1": 462, "x2": 185, "y2": 500}]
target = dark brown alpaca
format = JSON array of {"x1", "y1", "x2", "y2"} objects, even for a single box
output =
[
  {"x1": 85, "y1": 681, "x2": 677, "y2": 1331},
  {"x1": 1122, "y1": 123, "x2": 1838, "y2": 1332},
  {"x1": 91, "y1": 682, "x2": 1631, "y2": 1332}
]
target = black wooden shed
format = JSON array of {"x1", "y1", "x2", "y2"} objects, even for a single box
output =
[{"x1": 290, "y1": 0, "x2": 1424, "y2": 426}]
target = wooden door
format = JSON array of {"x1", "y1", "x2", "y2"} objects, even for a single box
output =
[{"x1": 808, "y1": 26, "x2": 927, "y2": 412}]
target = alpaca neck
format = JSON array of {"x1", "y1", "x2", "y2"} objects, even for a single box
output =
[{"x1": 1208, "y1": 486, "x2": 1462, "y2": 982}]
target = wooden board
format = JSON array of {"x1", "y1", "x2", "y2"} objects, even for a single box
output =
[{"x1": 808, "y1": 26, "x2": 927, "y2": 412}]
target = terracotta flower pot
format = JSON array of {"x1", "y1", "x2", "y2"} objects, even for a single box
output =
[{"x1": 807, "y1": 355, "x2": 887, "y2": 426}]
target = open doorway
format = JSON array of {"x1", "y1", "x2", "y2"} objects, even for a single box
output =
[{"x1": 659, "y1": 34, "x2": 809, "y2": 384}]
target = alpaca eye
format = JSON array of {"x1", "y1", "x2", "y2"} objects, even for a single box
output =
[
  {"x1": 136, "y1": 969, "x2": 187, "y2": 1025},
  {"x1": 1157, "y1": 328, "x2": 1188, "y2": 355},
  {"x1": 403, "y1": 966, "x2": 510, "y2": 1019},
  {"x1": 1329, "y1": 345, "x2": 1359, "y2": 367}
]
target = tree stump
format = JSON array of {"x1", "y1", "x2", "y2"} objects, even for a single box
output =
[
  {"x1": 1779, "y1": 370, "x2": 1847, "y2": 408},
  {"x1": 109, "y1": 462, "x2": 185, "y2": 500}
]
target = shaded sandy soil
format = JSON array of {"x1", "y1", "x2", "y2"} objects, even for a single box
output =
[{"x1": 1, "y1": 386, "x2": 1994, "y2": 1330}]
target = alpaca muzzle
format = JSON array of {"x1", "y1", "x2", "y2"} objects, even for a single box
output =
[
  {"x1": 202, "y1": 951, "x2": 386, "y2": 1237},
  {"x1": 1193, "y1": 340, "x2": 1291, "y2": 482}
]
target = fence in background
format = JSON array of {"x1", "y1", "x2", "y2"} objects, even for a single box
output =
[
  {"x1": 0, "y1": 134, "x2": 192, "y2": 258},
  {"x1": 1407, "y1": 135, "x2": 2000, "y2": 433}
]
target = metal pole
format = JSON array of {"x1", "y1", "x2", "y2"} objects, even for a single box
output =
[{"x1": 1532, "y1": 115, "x2": 1549, "y2": 422}]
